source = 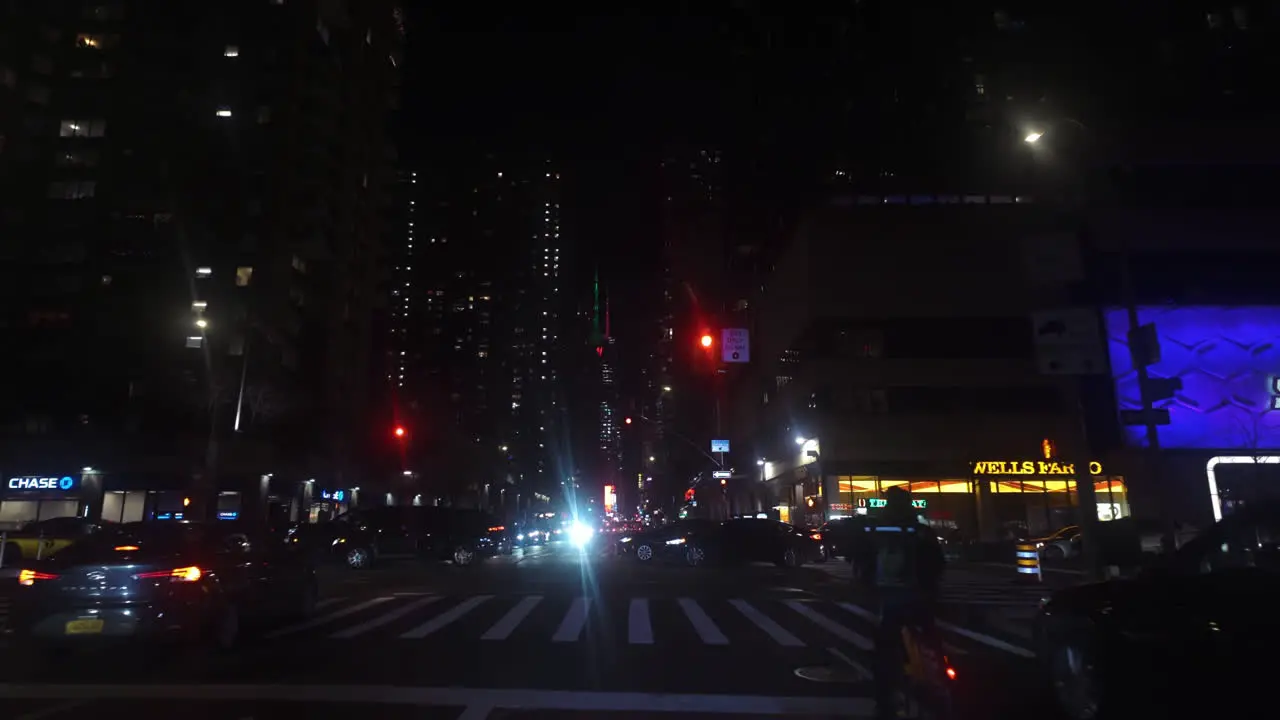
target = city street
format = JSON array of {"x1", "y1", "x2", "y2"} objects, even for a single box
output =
[{"x1": 0, "y1": 542, "x2": 1057, "y2": 719}]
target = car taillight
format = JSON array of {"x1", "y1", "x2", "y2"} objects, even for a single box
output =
[
  {"x1": 18, "y1": 569, "x2": 58, "y2": 586},
  {"x1": 488, "y1": 525, "x2": 505, "y2": 533},
  {"x1": 809, "y1": 533, "x2": 823, "y2": 541},
  {"x1": 135, "y1": 566, "x2": 203, "y2": 582}
]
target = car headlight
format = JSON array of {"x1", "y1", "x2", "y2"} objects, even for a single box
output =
[
  {"x1": 665, "y1": 537, "x2": 686, "y2": 545},
  {"x1": 568, "y1": 522, "x2": 594, "y2": 547},
  {"x1": 516, "y1": 534, "x2": 525, "y2": 541},
  {"x1": 619, "y1": 537, "x2": 632, "y2": 543}
]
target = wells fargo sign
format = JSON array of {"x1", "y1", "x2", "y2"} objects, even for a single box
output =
[{"x1": 972, "y1": 460, "x2": 1103, "y2": 476}]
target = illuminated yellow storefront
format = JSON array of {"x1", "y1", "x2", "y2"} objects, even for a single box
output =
[{"x1": 830, "y1": 450, "x2": 1130, "y2": 539}]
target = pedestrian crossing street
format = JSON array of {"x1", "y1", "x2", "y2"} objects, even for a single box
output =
[{"x1": 262, "y1": 592, "x2": 1017, "y2": 658}]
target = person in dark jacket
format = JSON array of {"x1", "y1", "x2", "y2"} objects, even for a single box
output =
[{"x1": 865, "y1": 486, "x2": 946, "y2": 718}]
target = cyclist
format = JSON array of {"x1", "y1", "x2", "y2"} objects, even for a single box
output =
[{"x1": 865, "y1": 486, "x2": 946, "y2": 718}]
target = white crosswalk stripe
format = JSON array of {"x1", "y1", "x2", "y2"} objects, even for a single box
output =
[
  {"x1": 330, "y1": 595, "x2": 440, "y2": 639},
  {"x1": 552, "y1": 597, "x2": 590, "y2": 642},
  {"x1": 266, "y1": 596, "x2": 395, "y2": 639},
  {"x1": 628, "y1": 598, "x2": 654, "y2": 645},
  {"x1": 482, "y1": 595, "x2": 542, "y2": 641},
  {"x1": 282, "y1": 593, "x2": 1031, "y2": 657},
  {"x1": 399, "y1": 595, "x2": 491, "y2": 639},
  {"x1": 678, "y1": 597, "x2": 728, "y2": 645}
]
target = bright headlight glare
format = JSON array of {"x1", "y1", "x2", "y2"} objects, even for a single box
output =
[
  {"x1": 568, "y1": 522, "x2": 594, "y2": 547},
  {"x1": 666, "y1": 537, "x2": 686, "y2": 545}
]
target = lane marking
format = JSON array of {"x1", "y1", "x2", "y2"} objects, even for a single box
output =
[
  {"x1": 838, "y1": 600, "x2": 1029, "y2": 658},
  {"x1": 677, "y1": 598, "x2": 728, "y2": 645},
  {"x1": 330, "y1": 596, "x2": 440, "y2": 639},
  {"x1": 628, "y1": 598, "x2": 654, "y2": 645},
  {"x1": 481, "y1": 595, "x2": 543, "y2": 641},
  {"x1": 0, "y1": 684, "x2": 875, "y2": 715},
  {"x1": 937, "y1": 619, "x2": 1036, "y2": 658},
  {"x1": 729, "y1": 599, "x2": 805, "y2": 647},
  {"x1": 551, "y1": 597, "x2": 590, "y2": 642},
  {"x1": 785, "y1": 600, "x2": 872, "y2": 651},
  {"x1": 265, "y1": 597, "x2": 394, "y2": 639},
  {"x1": 399, "y1": 595, "x2": 491, "y2": 639},
  {"x1": 827, "y1": 647, "x2": 872, "y2": 680}
]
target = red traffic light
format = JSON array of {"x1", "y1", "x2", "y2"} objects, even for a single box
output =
[
  {"x1": 393, "y1": 426, "x2": 406, "y2": 439},
  {"x1": 624, "y1": 417, "x2": 633, "y2": 425},
  {"x1": 699, "y1": 333, "x2": 714, "y2": 349}
]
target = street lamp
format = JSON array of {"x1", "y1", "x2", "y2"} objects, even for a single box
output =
[{"x1": 1023, "y1": 132, "x2": 1044, "y2": 144}]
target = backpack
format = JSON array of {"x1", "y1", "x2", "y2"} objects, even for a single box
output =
[{"x1": 870, "y1": 524, "x2": 920, "y2": 589}]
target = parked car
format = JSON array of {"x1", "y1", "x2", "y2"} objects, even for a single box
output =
[
  {"x1": 289, "y1": 506, "x2": 510, "y2": 569},
  {"x1": 1029, "y1": 525, "x2": 1081, "y2": 560},
  {"x1": 1035, "y1": 503, "x2": 1280, "y2": 719},
  {"x1": 8, "y1": 521, "x2": 316, "y2": 651}
]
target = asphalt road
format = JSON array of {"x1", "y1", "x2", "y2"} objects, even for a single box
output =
[{"x1": 0, "y1": 541, "x2": 1058, "y2": 719}]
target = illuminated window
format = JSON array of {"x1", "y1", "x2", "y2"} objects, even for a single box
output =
[
  {"x1": 215, "y1": 107, "x2": 232, "y2": 118},
  {"x1": 76, "y1": 34, "x2": 104, "y2": 49},
  {"x1": 235, "y1": 266, "x2": 253, "y2": 286},
  {"x1": 185, "y1": 336, "x2": 203, "y2": 349},
  {"x1": 224, "y1": 45, "x2": 239, "y2": 57},
  {"x1": 195, "y1": 267, "x2": 212, "y2": 278}
]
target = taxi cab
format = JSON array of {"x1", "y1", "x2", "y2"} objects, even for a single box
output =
[{"x1": 1, "y1": 517, "x2": 106, "y2": 564}]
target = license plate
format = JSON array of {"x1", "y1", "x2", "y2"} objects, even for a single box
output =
[{"x1": 64, "y1": 618, "x2": 105, "y2": 635}]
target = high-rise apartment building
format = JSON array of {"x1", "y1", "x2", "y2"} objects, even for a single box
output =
[
  {"x1": 0, "y1": 0, "x2": 402, "y2": 526},
  {"x1": 390, "y1": 152, "x2": 567, "y2": 514}
]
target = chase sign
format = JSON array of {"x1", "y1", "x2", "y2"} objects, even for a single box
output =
[{"x1": 7, "y1": 476, "x2": 77, "y2": 491}]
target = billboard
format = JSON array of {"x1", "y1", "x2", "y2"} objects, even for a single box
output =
[
  {"x1": 1104, "y1": 306, "x2": 1280, "y2": 449},
  {"x1": 603, "y1": 484, "x2": 616, "y2": 514}
]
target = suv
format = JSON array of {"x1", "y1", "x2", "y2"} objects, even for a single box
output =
[{"x1": 290, "y1": 506, "x2": 509, "y2": 569}]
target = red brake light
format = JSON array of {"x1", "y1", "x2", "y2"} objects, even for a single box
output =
[
  {"x1": 18, "y1": 569, "x2": 58, "y2": 586},
  {"x1": 136, "y1": 566, "x2": 203, "y2": 582},
  {"x1": 809, "y1": 533, "x2": 823, "y2": 541},
  {"x1": 488, "y1": 525, "x2": 505, "y2": 533},
  {"x1": 114, "y1": 545, "x2": 140, "y2": 552},
  {"x1": 945, "y1": 665, "x2": 957, "y2": 681}
]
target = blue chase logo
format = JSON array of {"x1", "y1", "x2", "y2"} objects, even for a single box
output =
[{"x1": 7, "y1": 475, "x2": 77, "y2": 491}]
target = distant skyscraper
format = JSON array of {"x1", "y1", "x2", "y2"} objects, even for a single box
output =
[{"x1": 389, "y1": 153, "x2": 566, "y2": 512}]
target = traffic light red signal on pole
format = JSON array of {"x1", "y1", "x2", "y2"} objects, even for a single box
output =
[
  {"x1": 393, "y1": 426, "x2": 406, "y2": 439},
  {"x1": 700, "y1": 333, "x2": 714, "y2": 349},
  {"x1": 624, "y1": 417, "x2": 633, "y2": 425}
]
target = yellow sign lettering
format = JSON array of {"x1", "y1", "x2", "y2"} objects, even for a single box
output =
[{"x1": 971, "y1": 459, "x2": 1103, "y2": 476}]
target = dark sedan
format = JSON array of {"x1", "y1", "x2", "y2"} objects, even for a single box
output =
[
  {"x1": 1035, "y1": 504, "x2": 1280, "y2": 719},
  {"x1": 8, "y1": 521, "x2": 317, "y2": 652},
  {"x1": 290, "y1": 506, "x2": 510, "y2": 569},
  {"x1": 617, "y1": 519, "x2": 719, "y2": 564}
]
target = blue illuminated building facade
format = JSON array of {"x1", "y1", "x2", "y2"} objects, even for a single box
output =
[{"x1": 1103, "y1": 305, "x2": 1280, "y2": 523}]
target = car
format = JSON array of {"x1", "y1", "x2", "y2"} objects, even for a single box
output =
[
  {"x1": 617, "y1": 519, "x2": 719, "y2": 564},
  {"x1": 290, "y1": 506, "x2": 510, "y2": 569},
  {"x1": 1035, "y1": 504, "x2": 1280, "y2": 718},
  {"x1": 1, "y1": 516, "x2": 110, "y2": 564},
  {"x1": 8, "y1": 521, "x2": 317, "y2": 652}
]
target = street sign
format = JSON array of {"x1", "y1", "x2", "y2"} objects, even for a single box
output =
[
  {"x1": 712, "y1": 470, "x2": 731, "y2": 479},
  {"x1": 1120, "y1": 409, "x2": 1171, "y2": 426},
  {"x1": 722, "y1": 328, "x2": 749, "y2": 363},
  {"x1": 1032, "y1": 309, "x2": 1108, "y2": 375},
  {"x1": 711, "y1": 439, "x2": 730, "y2": 453}
]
